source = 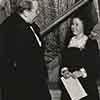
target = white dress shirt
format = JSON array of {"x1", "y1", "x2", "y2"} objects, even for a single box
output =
[{"x1": 30, "y1": 26, "x2": 42, "y2": 47}]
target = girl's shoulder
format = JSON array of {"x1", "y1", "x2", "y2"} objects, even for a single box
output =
[
  {"x1": 87, "y1": 37, "x2": 97, "y2": 45},
  {"x1": 85, "y1": 37, "x2": 98, "y2": 48}
]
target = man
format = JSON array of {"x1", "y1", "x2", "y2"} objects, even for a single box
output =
[{"x1": 0, "y1": 0, "x2": 51, "y2": 100}]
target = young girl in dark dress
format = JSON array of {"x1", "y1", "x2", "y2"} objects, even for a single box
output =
[{"x1": 60, "y1": 15, "x2": 100, "y2": 100}]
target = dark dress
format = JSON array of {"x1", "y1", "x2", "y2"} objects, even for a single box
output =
[
  {"x1": 0, "y1": 13, "x2": 51, "y2": 100},
  {"x1": 60, "y1": 38, "x2": 99, "y2": 100}
]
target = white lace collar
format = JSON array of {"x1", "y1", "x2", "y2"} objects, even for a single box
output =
[{"x1": 68, "y1": 35, "x2": 88, "y2": 49}]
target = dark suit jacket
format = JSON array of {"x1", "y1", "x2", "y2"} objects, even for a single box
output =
[
  {"x1": 0, "y1": 13, "x2": 51, "y2": 100},
  {"x1": 0, "y1": 13, "x2": 48, "y2": 82}
]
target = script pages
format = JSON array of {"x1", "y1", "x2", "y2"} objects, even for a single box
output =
[{"x1": 61, "y1": 77, "x2": 87, "y2": 100}]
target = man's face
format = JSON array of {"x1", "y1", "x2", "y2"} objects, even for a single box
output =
[{"x1": 27, "y1": 0, "x2": 39, "y2": 23}]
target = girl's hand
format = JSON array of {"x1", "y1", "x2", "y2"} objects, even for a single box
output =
[
  {"x1": 63, "y1": 71, "x2": 72, "y2": 79},
  {"x1": 73, "y1": 71, "x2": 83, "y2": 78},
  {"x1": 73, "y1": 68, "x2": 87, "y2": 78},
  {"x1": 61, "y1": 67, "x2": 72, "y2": 79}
]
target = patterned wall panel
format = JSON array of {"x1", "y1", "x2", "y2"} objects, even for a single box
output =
[
  {"x1": 36, "y1": 0, "x2": 77, "y2": 84},
  {"x1": 0, "y1": 0, "x2": 11, "y2": 24}
]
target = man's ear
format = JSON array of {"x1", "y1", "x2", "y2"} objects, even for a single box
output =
[{"x1": 23, "y1": 10, "x2": 29, "y2": 17}]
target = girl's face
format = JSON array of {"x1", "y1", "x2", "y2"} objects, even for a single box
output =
[{"x1": 71, "y1": 18, "x2": 84, "y2": 36}]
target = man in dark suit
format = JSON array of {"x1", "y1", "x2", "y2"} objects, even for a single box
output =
[{"x1": 0, "y1": 0, "x2": 51, "y2": 100}]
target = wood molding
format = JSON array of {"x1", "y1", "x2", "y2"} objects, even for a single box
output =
[{"x1": 41, "y1": 0, "x2": 89, "y2": 37}]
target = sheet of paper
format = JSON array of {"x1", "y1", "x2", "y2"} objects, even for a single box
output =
[{"x1": 61, "y1": 77, "x2": 88, "y2": 100}]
